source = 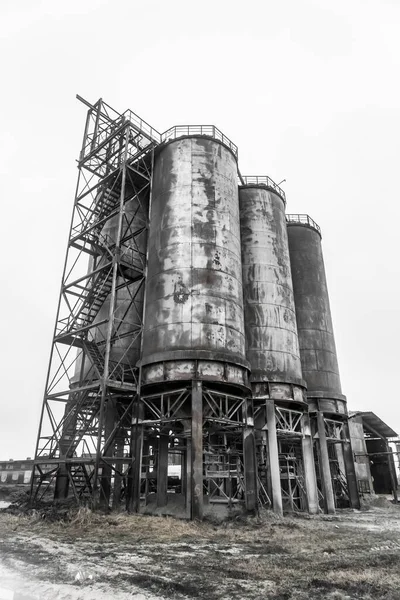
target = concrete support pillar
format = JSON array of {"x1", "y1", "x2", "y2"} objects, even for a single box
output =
[
  {"x1": 191, "y1": 380, "x2": 203, "y2": 520},
  {"x1": 54, "y1": 460, "x2": 69, "y2": 500},
  {"x1": 126, "y1": 400, "x2": 144, "y2": 513},
  {"x1": 243, "y1": 398, "x2": 258, "y2": 512},
  {"x1": 266, "y1": 400, "x2": 283, "y2": 516},
  {"x1": 341, "y1": 422, "x2": 360, "y2": 509},
  {"x1": 301, "y1": 412, "x2": 319, "y2": 514},
  {"x1": 317, "y1": 411, "x2": 335, "y2": 514},
  {"x1": 157, "y1": 431, "x2": 169, "y2": 507}
]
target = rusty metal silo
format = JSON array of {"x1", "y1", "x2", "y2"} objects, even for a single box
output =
[
  {"x1": 287, "y1": 215, "x2": 359, "y2": 512},
  {"x1": 239, "y1": 179, "x2": 318, "y2": 514},
  {"x1": 139, "y1": 131, "x2": 255, "y2": 518}
]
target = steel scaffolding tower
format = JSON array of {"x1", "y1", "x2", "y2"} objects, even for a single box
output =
[{"x1": 31, "y1": 97, "x2": 160, "y2": 508}]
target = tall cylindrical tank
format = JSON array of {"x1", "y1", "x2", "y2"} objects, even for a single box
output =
[
  {"x1": 94, "y1": 189, "x2": 148, "y2": 373},
  {"x1": 286, "y1": 215, "x2": 346, "y2": 413},
  {"x1": 71, "y1": 187, "x2": 148, "y2": 384},
  {"x1": 239, "y1": 182, "x2": 304, "y2": 400},
  {"x1": 141, "y1": 136, "x2": 249, "y2": 388}
]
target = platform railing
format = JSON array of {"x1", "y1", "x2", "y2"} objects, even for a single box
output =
[
  {"x1": 160, "y1": 125, "x2": 238, "y2": 158},
  {"x1": 241, "y1": 176, "x2": 286, "y2": 201},
  {"x1": 123, "y1": 109, "x2": 162, "y2": 144},
  {"x1": 286, "y1": 214, "x2": 321, "y2": 235}
]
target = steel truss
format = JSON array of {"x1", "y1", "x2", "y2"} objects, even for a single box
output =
[
  {"x1": 313, "y1": 414, "x2": 351, "y2": 510},
  {"x1": 254, "y1": 402, "x2": 310, "y2": 512},
  {"x1": 31, "y1": 97, "x2": 160, "y2": 507},
  {"x1": 135, "y1": 384, "x2": 257, "y2": 514}
]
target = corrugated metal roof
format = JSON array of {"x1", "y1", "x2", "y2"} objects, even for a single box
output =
[{"x1": 349, "y1": 411, "x2": 398, "y2": 438}]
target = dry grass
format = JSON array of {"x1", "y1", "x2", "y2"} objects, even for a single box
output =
[{"x1": 1, "y1": 502, "x2": 400, "y2": 599}]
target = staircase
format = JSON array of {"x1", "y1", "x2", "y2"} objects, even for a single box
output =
[
  {"x1": 83, "y1": 340, "x2": 125, "y2": 381},
  {"x1": 69, "y1": 464, "x2": 93, "y2": 500},
  {"x1": 257, "y1": 475, "x2": 271, "y2": 507}
]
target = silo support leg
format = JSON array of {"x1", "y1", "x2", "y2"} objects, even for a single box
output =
[
  {"x1": 243, "y1": 398, "x2": 258, "y2": 512},
  {"x1": 126, "y1": 401, "x2": 144, "y2": 513},
  {"x1": 301, "y1": 413, "x2": 319, "y2": 514},
  {"x1": 157, "y1": 432, "x2": 169, "y2": 507},
  {"x1": 266, "y1": 401, "x2": 283, "y2": 516},
  {"x1": 341, "y1": 422, "x2": 360, "y2": 509},
  {"x1": 317, "y1": 411, "x2": 335, "y2": 514},
  {"x1": 191, "y1": 380, "x2": 203, "y2": 520}
]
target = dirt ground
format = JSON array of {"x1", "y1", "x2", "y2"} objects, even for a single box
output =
[{"x1": 1, "y1": 495, "x2": 400, "y2": 600}]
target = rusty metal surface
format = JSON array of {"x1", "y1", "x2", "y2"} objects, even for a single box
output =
[
  {"x1": 95, "y1": 191, "x2": 147, "y2": 369},
  {"x1": 287, "y1": 222, "x2": 342, "y2": 396},
  {"x1": 239, "y1": 186, "x2": 303, "y2": 387},
  {"x1": 141, "y1": 137, "x2": 248, "y2": 378}
]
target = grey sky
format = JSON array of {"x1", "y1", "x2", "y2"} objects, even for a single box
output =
[{"x1": 1, "y1": 0, "x2": 399, "y2": 458}]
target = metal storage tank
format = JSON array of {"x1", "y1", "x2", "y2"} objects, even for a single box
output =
[
  {"x1": 286, "y1": 215, "x2": 344, "y2": 411},
  {"x1": 239, "y1": 181, "x2": 318, "y2": 515},
  {"x1": 141, "y1": 136, "x2": 249, "y2": 387},
  {"x1": 92, "y1": 190, "x2": 148, "y2": 375},
  {"x1": 239, "y1": 180, "x2": 303, "y2": 390},
  {"x1": 70, "y1": 189, "x2": 148, "y2": 385},
  {"x1": 138, "y1": 133, "x2": 254, "y2": 520},
  {"x1": 286, "y1": 215, "x2": 359, "y2": 512}
]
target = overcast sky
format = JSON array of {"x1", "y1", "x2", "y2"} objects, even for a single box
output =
[{"x1": 1, "y1": 0, "x2": 399, "y2": 459}]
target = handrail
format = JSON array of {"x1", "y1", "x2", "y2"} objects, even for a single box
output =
[
  {"x1": 286, "y1": 214, "x2": 321, "y2": 235},
  {"x1": 241, "y1": 176, "x2": 286, "y2": 201},
  {"x1": 160, "y1": 125, "x2": 238, "y2": 158},
  {"x1": 122, "y1": 109, "x2": 162, "y2": 144}
]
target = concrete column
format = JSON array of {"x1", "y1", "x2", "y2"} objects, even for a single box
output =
[
  {"x1": 243, "y1": 398, "x2": 258, "y2": 512},
  {"x1": 266, "y1": 400, "x2": 283, "y2": 516},
  {"x1": 126, "y1": 400, "x2": 144, "y2": 513},
  {"x1": 317, "y1": 411, "x2": 335, "y2": 514},
  {"x1": 157, "y1": 431, "x2": 169, "y2": 507},
  {"x1": 341, "y1": 422, "x2": 360, "y2": 509},
  {"x1": 301, "y1": 412, "x2": 319, "y2": 514},
  {"x1": 191, "y1": 380, "x2": 203, "y2": 520}
]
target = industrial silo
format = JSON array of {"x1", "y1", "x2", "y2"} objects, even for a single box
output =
[
  {"x1": 239, "y1": 180, "x2": 318, "y2": 514},
  {"x1": 140, "y1": 133, "x2": 254, "y2": 518},
  {"x1": 287, "y1": 215, "x2": 359, "y2": 511}
]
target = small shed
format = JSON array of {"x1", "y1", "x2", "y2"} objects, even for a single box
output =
[{"x1": 349, "y1": 411, "x2": 398, "y2": 499}]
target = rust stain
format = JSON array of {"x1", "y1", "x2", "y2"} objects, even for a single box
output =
[{"x1": 173, "y1": 280, "x2": 190, "y2": 304}]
